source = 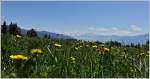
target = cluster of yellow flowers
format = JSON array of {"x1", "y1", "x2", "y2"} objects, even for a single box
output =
[
  {"x1": 10, "y1": 55, "x2": 28, "y2": 61},
  {"x1": 10, "y1": 48, "x2": 42, "y2": 61}
]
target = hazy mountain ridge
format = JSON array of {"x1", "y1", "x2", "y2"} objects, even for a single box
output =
[
  {"x1": 73, "y1": 33, "x2": 149, "y2": 45},
  {"x1": 21, "y1": 28, "x2": 148, "y2": 45},
  {"x1": 21, "y1": 29, "x2": 73, "y2": 39}
]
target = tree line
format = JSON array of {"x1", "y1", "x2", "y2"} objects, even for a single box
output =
[{"x1": 1, "y1": 21, "x2": 51, "y2": 39}]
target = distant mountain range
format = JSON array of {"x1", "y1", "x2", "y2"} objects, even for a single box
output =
[
  {"x1": 21, "y1": 29, "x2": 149, "y2": 45},
  {"x1": 73, "y1": 33, "x2": 149, "y2": 45},
  {"x1": 21, "y1": 29, "x2": 73, "y2": 39}
]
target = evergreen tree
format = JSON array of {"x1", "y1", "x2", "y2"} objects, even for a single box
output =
[
  {"x1": 105, "y1": 41, "x2": 121, "y2": 47},
  {"x1": 8, "y1": 22, "x2": 21, "y2": 35},
  {"x1": 1, "y1": 21, "x2": 7, "y2": 33},
  {"x1": 27, "y1": 28, "x2": 37, "y2": 37},
  {"x1": 44, "y1": 33, "x2": 48, "y2": 38},
  {"x1": 135, "y1": 43, "x2": 141, "y2": 48},
  {"x1": 130, "y1": 43, "x2": 135, "y2": 47},
  {"x1": 48, "y1": 34, "x2": 51, "y2": 39},
  {"x1": 95, "y1": 41, "x2": 102, "y2": 44},
  {"x1": 44, "y1": 34, "x2": 51, "y2": 39},
  {"x1": 146, "y1": 40, "x2": 149, "y2": 45}
]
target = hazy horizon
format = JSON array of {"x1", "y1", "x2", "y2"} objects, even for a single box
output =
[{"x1": 2, "y1": 1, "x2": 148, "y2": 36}]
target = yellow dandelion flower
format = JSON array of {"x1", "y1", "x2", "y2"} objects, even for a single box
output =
[
  {"x1": 16, "y1": 35, "x2": 21, "y2": 38},
  {"x1": 92, "y1": 45, "x2": 97, "y2": 48},
  {"x1": 104, "y1": 48, "x2": 110, "y2": 52},
  {"x1": 99, "y1": 47, "x2": 109, "y2": 55},
  {"x1": 10, "y1": 55, "x2": 28, "y2": 61},
  {"x1": 54, "y1": 43, "x2": 62, "y2": 47},
  {"x1": 31, "y1": 49, "x2": 42, "y2": 54}
]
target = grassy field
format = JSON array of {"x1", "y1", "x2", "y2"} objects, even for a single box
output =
[{"x1": 1, "y1": 33, "x2": 149, "y2": 78}]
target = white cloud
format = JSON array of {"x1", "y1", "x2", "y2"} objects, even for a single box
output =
[
  {"x1": 111, "y1": 30, "x2": 132, "y2": 36},
  {"x1": 52, "y1": 25, "x2": 143, "y2": 36},
  {"x1": 64, "y1": 31, "x2": 88, "y2": 36},
  {"x1": 112, "y1": 27, "x2": 118, "y2": 31},
  {"x1": 93, "y1": 29, "x2": 132, "y2": 36},
  {"x1": 88, "y1": 27, "x2": 109, "y2": 32},
  {"x1": 67, "y1": 25, "x2": 143, "y2": 36},
  {"x1": 131, "y1": 25, "x2": 141, "y2": 32},
  {"x1": 63, "y1": 28, "x2": 124, "y2": 36}
]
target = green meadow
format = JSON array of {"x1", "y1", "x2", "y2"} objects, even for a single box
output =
[{"x1": 1, "y1": 33, "x2": 149, "y2": 78}]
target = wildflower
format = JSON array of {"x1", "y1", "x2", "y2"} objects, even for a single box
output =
[
  {"x1": 16, "y1": 35, "x2": 21, "y2": 38},
  {"x1": 139, "y1": 53, "x2": 148, "y2": 58},
  {"x1": 70, "y1": 56, "x2": 75, "y2": 61},
  {"x1": 100, "y1": 47, "x2": 109, "y2": 55},
  {"x1": 31, "y1": 48, "x2": 42, "y2": 54},
  {"x1": 140, "y1": 53, "x2": 144, "y2": 56},
  {"x1": 75, "y1": 47, "x2": 79, "y2": 50},
  {"x1": 10, "y1": 55, "x2": 28, "y2": 61},
  {"x1": 79, "y1": 46, "x2": 83, "y2": 48},
  {"x1": 104, "y1": 48, "x2": 110, "y2": 52},
  {"x1": 70, "y1": 56, "x2": 76, "y2": 63},
  {"x1": 54, "y1": 43, "x2": 62, "y2": 48},
  {"x1": 92, "y1": 45, "x2": 97, "y2": 48}
]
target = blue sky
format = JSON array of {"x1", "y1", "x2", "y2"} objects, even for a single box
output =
[{"x1": 2, "y1": 1, "x2": 148, "y2": 36}]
